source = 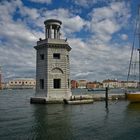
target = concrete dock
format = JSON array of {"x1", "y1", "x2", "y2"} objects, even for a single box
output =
[
  {"x1": 65, "y1": 99, "x2": 94, "y2": 105},
  {"x1": 30, "y1": 93, "x2": 126, "y2": 104}
]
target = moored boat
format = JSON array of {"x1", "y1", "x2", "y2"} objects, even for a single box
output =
[
  {"x1": 127, "y1": 92, "x2": 140, "y2": 102},
  {"x1": 126, "y1": 6, "x2": 140, "y2": 102}
]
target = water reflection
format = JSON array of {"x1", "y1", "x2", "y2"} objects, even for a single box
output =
[
  {"x1": 32, "y1": 104, "x2": 73, "y2": 140},
  {"x1": 127, "y1": 103, "x2": 140, "y2": 112},
  {"x1": 118, "y1": 102, "x2": 140, "y2": 140},
  {"x1": 30, "y1": 101, "x2": 140, "y2": 140},
  {"x1": 126, "y1": 102, "x2": 140, "y2": 119},
  {"x1": 1, "y1": 89, "x2": 140, "y2": 140},
  {"x1": 32, "y1": 102, "x2": 132, "y2": 140}
]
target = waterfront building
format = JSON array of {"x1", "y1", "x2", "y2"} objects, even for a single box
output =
[
  {"x1": 78, "y1": 80, "x2": 87, "y2": 88},
  {"x1": 120, "y1": 81, "x2": 138, "y2": 88},
  {"x1": 34, "y1": 19, "x2": 71, "y2": 100},
  {"x1": 71, "y1": 80, "x2": 78, "y2": 89},
  {"x1": 1, "y1": 82, "x2": 8, "y2": 89},
  {"x1": 102, "y1": 79, "x2": 119, "y2": 88},
  {"x1": 102, "y1": 79, "x2": 138, "y2": 88},
  {"x1": 86, "y1": 81, "x2": 102, "y2": 89},
  {"x1": 8, "y1": 78, "x2": 36, "y2": 89}
]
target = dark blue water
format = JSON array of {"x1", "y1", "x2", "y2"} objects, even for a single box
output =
[{"x1": 0, "y1": 89, "x2": 140, "y2": 140}]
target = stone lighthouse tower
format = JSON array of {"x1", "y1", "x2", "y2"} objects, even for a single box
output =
[{"x1": 34, "y1": 19, "x2": 71, "y2": 101}]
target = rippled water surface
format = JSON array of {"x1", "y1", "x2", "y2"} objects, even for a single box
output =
[{"x1": 0, "y1": 89, "x2": 140, "y2": 140}]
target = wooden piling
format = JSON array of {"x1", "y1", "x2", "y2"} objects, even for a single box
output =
[{"x1": 105, "y1": 87, "x2": 108, "y2": 108}]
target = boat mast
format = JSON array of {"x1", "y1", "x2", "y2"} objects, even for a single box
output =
[{"x1": 138, "y1": 6, "x2": 140, "y2": 90}]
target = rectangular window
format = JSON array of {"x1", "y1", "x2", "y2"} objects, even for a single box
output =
[
  {"x1": 53, "y1": 53, "x2": 60, "y2": 59},
  {"x1": 40, "y1": 54, "x2": 44, "y2": 60},
  {"x1": 53, "y1": 79, "x2": 61, "y2": 89},
  {"x1": 40, "y1": 79, "x2": 44, "y2": 89}
]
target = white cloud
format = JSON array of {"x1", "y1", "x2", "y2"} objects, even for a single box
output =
[
  {"x1": 68, "y1": 34, "x2": 131, "y2": 81},
  {"x1": 19, "y1": 6, "x2": 40, "y2": 20},
  {"x1": 17, "y1": 7, "x2": 87, "y2": 36},
  {"x1": 120, "y1": 34, "x2": 128, "y2": 40},
  {"x1": 0, "y1": 22, "x2": 37, "y2": 42},
  {"x1": 0, "y1": 0, "x2": 87, "y2": 80},
  {"x1": 73, "y1": 0, "x2": 106, "y2": 8},
  {"x1": 63, "y1": 15, "x2": 87, "y2": 34},
  {"x1": 0, "y1": 1, "x2": 37, "y2": 80},
  {"x1": 0, "y1": 0, "x2": 132, "y2": 82},
  {"x1": 29, "y1": 0, "x2": 52, "y2": 4},
  {"x1": 38, "y1": 8, "x2": 87, "y2": 35},
  {"x1": 0, "y1": 0, "x2": 39, "y2": 42},
  {"x1": 74, "y1": 0, "x2": 93, "y2": 7},
  {"x1": 0, "y1": 42, "x2": 36, "y2": 80},
  {"x1": 89, "y1": 1, "x2": 130, "y2": 42}
]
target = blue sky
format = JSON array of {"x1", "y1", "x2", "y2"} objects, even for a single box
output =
[{"x1": 0, "y1": 0, "x2": 140, "y2": 82}]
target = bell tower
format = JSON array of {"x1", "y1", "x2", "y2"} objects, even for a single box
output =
[
  {"x1": 34, "y1": 19, "x2": 72, "y2": 101},
  {"x1": 44, "y1": 19, "x2": 61, "y2": 39}
]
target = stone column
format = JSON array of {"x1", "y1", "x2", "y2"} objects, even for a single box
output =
[
  {"x1": 46, "y1": 28, "x2": 48, "y2": 38},
  {"x1": 47, "y1": 26, "x2": 49, "y2": 38},
  {"x1": 50, "y1": 25, "x2": 52, "y2": 38},
  {"x1": 57, "y1": 27, "x2": 60, "y2": 39},
  {"x1": 54, "y1": 28, "x2": 57, "y2": 39}
]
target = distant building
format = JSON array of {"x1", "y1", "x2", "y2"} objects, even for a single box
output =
[
  {"x1": 102, "y1": 79, "x2": 119, "y2": 88},
  {"x1": 120, "y1": 81, "x2": 138, "y2": 88},
  {"x1": 8, "y1": 78, "x2": 36, "y2": 89},
  {"x1": 71, "y1": 80, "x2": 78, "y2": 89},
  {"x1": 86, "y1": 81, "x2": 102, "y2": 89},
  {"x1": 102, "y1": 79, "x2": 138, "y2": 88},
  {"x1": 78, "y1": 80, "x2": 87, "y2": 88},
  {"x1": 1, "y1": 82, "x2": 7, "y2": 89}
]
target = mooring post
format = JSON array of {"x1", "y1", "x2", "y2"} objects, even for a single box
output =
[{"x1": 105, "y1": 87, "x2": 108, "y2": 108}]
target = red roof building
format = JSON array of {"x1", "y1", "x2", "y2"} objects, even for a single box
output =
[
  {"x1": 71, "y1": 80, "x2": 78, "y2": 89},
  {"x1": 86, "y1": 81, "x2": 102, "y2": 89}
]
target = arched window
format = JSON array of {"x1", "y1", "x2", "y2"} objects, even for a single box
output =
[{"x1": 51, "y1": 68, "x2": 63, "y2": 74}]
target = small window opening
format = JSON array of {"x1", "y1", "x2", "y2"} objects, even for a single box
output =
[
  {"x1": 40, "y1": 79, "x2": 44, "y2": 89},
  {"x1": 40, "y1": 54, "x2": 44, "y2": 60},
  {"x1": 53, "y1": 53, "x2": 60, "y2": 59},
  {"x1": 67, "y1": 55, "x2": 69, "y2": 61},
  {"x1": 53, "y1": 79, "x2": 61, "y2": 89}
]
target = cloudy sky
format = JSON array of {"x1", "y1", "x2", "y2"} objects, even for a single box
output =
[{"x1": 0, "y1": 0, "x2": 139, "y2": 82}]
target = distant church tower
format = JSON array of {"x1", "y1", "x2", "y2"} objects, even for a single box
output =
[{"x1": 34, "y1": 19, "x2": 72, "y2": 101}]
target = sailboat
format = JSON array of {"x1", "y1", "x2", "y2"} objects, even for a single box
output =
[{"x1": 126, "y1": 6, "x2": 140, "y2": 102}]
